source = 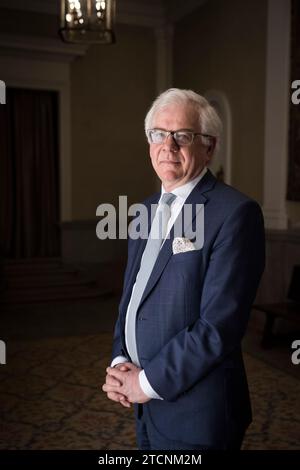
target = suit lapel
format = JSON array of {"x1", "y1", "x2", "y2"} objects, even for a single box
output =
[
  {"x1": 139, "y1": 170, "x2": 217, "y2": 307},
  {"x1": 120, "y1": 192, "x2": 160, "y2": 316}
]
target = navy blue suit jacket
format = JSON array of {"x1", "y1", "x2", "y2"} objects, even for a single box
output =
[{"x1": 112, "y1": 170, "x2": 265, "y2": 448}]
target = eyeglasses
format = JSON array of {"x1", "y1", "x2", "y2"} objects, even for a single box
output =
[{"x1": 147, "y1": 128, "x2": 215, "y2": 147}]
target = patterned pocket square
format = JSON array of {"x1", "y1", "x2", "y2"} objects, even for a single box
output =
[{"x1": 172, "y1": 237, "x2": 196, "y2": 254}]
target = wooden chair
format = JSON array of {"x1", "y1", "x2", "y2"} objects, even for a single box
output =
[{"x1": 253, "y1": 265, "x2": 300, "y2": 348}]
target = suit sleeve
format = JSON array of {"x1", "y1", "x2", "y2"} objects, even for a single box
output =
[
  {"x1": 110, "y1": 247, "x2": 133, "y2": 364},
  {"x1": 143, "y1": 200, "x2": 265, "y2": 401},
  {"x1": 111, "y1": 314, "x2": 129, "y2": 363}
]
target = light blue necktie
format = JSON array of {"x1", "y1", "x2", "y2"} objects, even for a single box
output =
[{"x1": 125, "y1": 192, "x2": 176, "y2": 366}]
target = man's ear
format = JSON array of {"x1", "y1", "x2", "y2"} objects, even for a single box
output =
[
  {"x1": 207, "y1": 145, "x2": 214, "y2": 157},
  {"x1": 207, "y1": 139, "x2": 216, "y2": 156}
]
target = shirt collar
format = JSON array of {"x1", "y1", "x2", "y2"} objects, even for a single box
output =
[{"x1": 160, "y1": 167, "x2": 207, "y2": 203}]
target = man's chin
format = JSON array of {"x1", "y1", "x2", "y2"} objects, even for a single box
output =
[
  {"x1": 161, "y1": 171, "x2": 181, "y2": 181},
  {"x1": 160, "y1": 172, "x2": 185, "y2": 188}
]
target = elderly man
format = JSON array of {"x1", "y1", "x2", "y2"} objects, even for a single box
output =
[{"x1": 102, "y1": 88, "x2": 265, "y2": 450}]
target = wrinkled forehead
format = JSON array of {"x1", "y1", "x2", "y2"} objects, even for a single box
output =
[{"x1": 152, "y1": 102, "x2": 201, "y2": 130}]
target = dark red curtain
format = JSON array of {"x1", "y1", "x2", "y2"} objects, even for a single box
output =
[{"x1": 0, "y1": 87, "x2": 60, "y2": 258}]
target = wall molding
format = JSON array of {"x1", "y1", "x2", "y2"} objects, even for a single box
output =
[
  {"x1": 263, "y1": 0, "x2": 291, "y2": 229},
  {"x1": 166, "y1": 0, "x2": 208, "y2": 23},
  {"x1": 0, "y1": 33, "x2": 88, "y2": 62},
  {"x1": 204, "y1": 89, "x2": 232, "y2": 185},
  {"x1": 155, "y1": 24, "x2": 173, "y2": 93}
]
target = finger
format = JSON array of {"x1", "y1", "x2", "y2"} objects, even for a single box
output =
[
  {"x1": 102, "y1": 383, "x2": 121, "y2": 393},
  {"x1": 106, "y1": 367, "x2": 124, "y2": 381},
  {"x1": 107, "y1": 391, "x2": 126, "y2": 403},
  {"x1": 114, "y1": 362, "x2": 132, "y2": 370},
  {"x1": 106, "y1": 375, "x2": 122, "y2": 386},
  {"x1": 107, "y1": 391, "x2": 130, "y2": 407},
  {"x1": 117, "y1": 362, "x2": 138, "y2": 371},
  {"x1": 125, "y1": 362, "x2": 138, "y2": 370},
  {"x1": 120, "y1": 397, "x2": 131, "y2": 408},
  {"x1": 120, "y1": 402, "x2": 131, "y2": 408}
]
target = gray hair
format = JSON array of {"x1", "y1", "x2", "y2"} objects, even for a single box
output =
[{"x1": 144, "y1": 88, "x2": 222, "y2": 155}]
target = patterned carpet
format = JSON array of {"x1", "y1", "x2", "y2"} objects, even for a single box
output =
[{"x1": 0, "y1": 333, "x2": 299, "y2": 450}]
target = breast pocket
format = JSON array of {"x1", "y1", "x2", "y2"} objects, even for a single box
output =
[{"x1": 172, "y1": 250, "x2": 201, "y2": 263}]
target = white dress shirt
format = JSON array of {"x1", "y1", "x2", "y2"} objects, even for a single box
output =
[{"x1": 111, "y1": 167, "x2": 207, "y2": 400}]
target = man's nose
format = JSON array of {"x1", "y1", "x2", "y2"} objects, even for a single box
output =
[{"x1": 163, "y1": 133, "x2": 179, "y2": 152}]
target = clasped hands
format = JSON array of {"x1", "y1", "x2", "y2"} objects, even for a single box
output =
[{"x1": 102, "y1": 362, "x2": 150, "y2": 408}]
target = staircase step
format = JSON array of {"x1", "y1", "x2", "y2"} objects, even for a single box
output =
[
  {"x1": 3, "y1": 264, "x2": 76, "y2": 275},
  {"x1": 0, "y1": 258, "x2": 114, "y2": 306},
  {"x1": 1, "y1": 288, "x2": 112, "y2": 304},
  {"x1": 3, "y1": 257, "x2": 61, "y2": 265},
  {"x1": 5, "y1": 277, "x2": 97, "y2": 288}
]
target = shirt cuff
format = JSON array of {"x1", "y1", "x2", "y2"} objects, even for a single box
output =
[
  {"x1": 111, "y1": 355, "x2": 128, "y2": 368},
  {"x1": 139, "y1": 370, "x2": 163, "y2": 400}
]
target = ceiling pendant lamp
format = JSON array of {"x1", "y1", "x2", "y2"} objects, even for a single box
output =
[{"x1": 60, "y1": 0, "x2": 116, "y2": 45}]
